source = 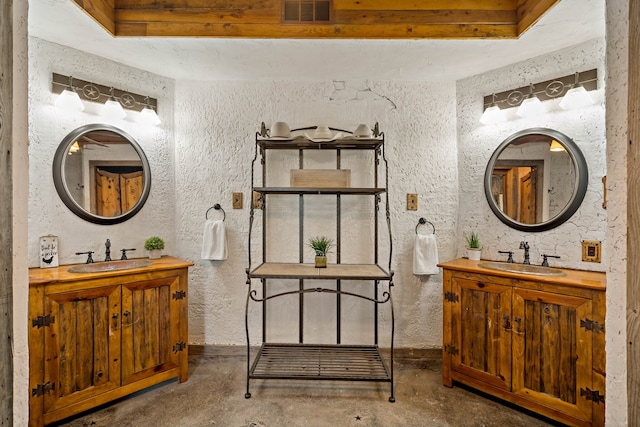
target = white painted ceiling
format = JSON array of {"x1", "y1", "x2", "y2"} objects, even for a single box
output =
[{"x1": 29, "y1": 0, "x2": 605, "y2": 82}]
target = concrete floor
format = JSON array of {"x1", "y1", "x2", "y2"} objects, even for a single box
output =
[{"x1": 53, "y1": 347, "x2": 558, "y2": 427}]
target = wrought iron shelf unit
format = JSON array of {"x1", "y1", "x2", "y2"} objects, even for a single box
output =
[{"x1": 245, "y1": 123, "x2": 395, "y2": 402}]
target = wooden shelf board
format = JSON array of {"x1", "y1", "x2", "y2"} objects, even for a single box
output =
[
  {"x1": 249, "y1": 263, "x2": 392, "y2": 280},
  {"x1": 253, "y1": 187, "x2": 386, "y2": 195}
]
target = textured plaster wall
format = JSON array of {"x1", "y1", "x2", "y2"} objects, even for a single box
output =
[
  {"x1": 27, "y1": 38, "x2": 176, "y2": 266},
  {"x1": 175, "y1": 80, "x2": 458, "y2": 348},
  {"x1": 456, "y1": 39, "x2": 607, "y2": 270},
  {"x1": 604, "y1": 0, "x2": 629, "y2": 423}
]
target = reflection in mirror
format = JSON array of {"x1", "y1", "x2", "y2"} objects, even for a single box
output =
[
  {"x1": 484, "y1": 128, "x2": 588, "y2": 232},
  {"x1": 53, "y1": 124, "x2": 151, "y2": 225}
]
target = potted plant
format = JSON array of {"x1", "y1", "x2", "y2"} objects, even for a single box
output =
[
  {"x1": 144, "y1": 236, "x2": 165, "y2": 259},
  {"x1": 465, "y1": 231, "x2": 482, "y2": 261},
  {"x1": 308, "y1": 236, "x2": 334, "y2": 268}
]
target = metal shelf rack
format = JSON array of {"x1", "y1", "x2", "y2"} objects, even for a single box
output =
[{"x1": 244, "y1": 123, "x2": 395, "y2": 402}]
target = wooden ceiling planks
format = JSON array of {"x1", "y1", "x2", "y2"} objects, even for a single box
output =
[
  {"x1": 517, "y1": 0, "x2": 561, "y2": 34},
  {"x1": 72, "y1": 0, "x2": 116, "y2": 35},
  {"x1": 70, "y1": 0, "x2": 560, "y2": 39}
]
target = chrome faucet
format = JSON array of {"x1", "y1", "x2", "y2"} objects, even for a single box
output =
[
  {"x1": 105, "y1": 239, "x2": 112, "y2": 262},
  {"x1": 519, "y1": 241, "x2": 530, "y2": 264}
]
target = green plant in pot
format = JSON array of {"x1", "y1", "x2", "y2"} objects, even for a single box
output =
[
  {"x1": 464, "y1": 231, "x2": 482, "y2": 261},
  {"x1": 308, "y1": 236, "x2": 334, "y2": 268},
  {"x1": 144, "y1": 236, "x2": 165, "y2": 259}
]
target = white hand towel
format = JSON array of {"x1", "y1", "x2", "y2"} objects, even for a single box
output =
[
  {"x1": 201, "y1": 219, "x2": 228, "y2": 260},
  {"x1": 413, "y1": 233, "x2": 439, "y2": 275}
]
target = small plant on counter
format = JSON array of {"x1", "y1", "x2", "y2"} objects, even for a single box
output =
[
  {"x1": 144, "y1": 236, "x2": 165, "y2": 251},
  {"x1": 464, "y1": 231, "x2": 480, "y2": 249}
]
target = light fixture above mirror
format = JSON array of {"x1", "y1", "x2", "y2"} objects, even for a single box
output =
[
  {"x1": 480, "y1": 69, "x2": 597, "y2": 123},
  {"x1": 51, "y1": 73, "x2": 161, "y2": 125}
]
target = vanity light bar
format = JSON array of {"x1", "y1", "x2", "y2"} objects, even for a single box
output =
[
  {"x1": 482, "y1": 69, "x2": 597, "y2": 111},
  {"x1": 51, "y1": 73, "x2": 158, "y2": 113}
]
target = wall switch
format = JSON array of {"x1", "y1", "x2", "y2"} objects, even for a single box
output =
[
  {"x1": 407, "y1": 193, "x2": 418, "y2": 211},
  {"x1": 582, "y1": 240, "x2": 602, "y2": 263},
  {"x1": 232, "y1": 192, "x2": 243, "y2": 209},
  {"x1": 252, "y1": 191, "x2": 263, "y2": 209}
]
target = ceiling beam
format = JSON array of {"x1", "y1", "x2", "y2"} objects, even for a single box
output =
[{"x1": 70, "y1": 0, "x2": 560, "y2": 40}]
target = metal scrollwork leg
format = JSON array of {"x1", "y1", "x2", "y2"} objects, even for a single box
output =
[{"x1": 245, "y1": 271, "x2": 252, "y2": 399}]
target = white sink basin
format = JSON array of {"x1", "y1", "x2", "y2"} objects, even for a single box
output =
[
  {"x1": 67, "y1": 259, "x2": 153, "y2": 273},
  {"x1": 478, "y1": 261, "x2": 566, "y2": 277}
]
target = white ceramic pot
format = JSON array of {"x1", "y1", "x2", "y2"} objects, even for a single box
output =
[
  {"x1": 148, "y1": 249, "x2": 162, "y2": 259},
  {"x1": 467, "y1": 248, "x2": 482, "y2": 261}
]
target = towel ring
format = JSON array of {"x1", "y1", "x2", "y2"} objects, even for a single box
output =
[
  {"x1": 415, "y1": 217, "x2": 435, "y2": 235},
  {"x1": 205, "y1": 204, "x2": 226, "y2": 221}
]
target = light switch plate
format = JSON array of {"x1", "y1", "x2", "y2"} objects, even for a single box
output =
[
  {"x1": 407, "y1": 194, "x2": 418, "y2": 211},
  {"x1": 252, "y1": 191, "x2": 263, "y2": 209},
  {"x1": 232, "y1": 192, "x2": 243, "y2": 209},
  {"x1": 582, "y1": 240, "x2": 602, "y2": 263}
]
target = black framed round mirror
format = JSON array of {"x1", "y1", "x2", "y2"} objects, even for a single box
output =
[
  {"x1": 52, "y1": 124, "x2": 151, "y2": 225},
  {"x1": 484, "y1": 128, "x2": 588, "y2": 232}
]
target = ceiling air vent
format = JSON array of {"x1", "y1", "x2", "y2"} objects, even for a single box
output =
[{"x1": 283, "y1": 0, "x2": 331, "y2": 23}]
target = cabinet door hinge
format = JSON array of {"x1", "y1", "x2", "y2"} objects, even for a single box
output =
[
  {"x1": 172, "y1": 290, "x2": 186, "y2": 300},
  {"x1": 580, "y1": 318, "x2": 605, "y2": 333},
  {"x1": 172, "y1": 341, "x2": 187, "y2": 353},
  {"x1": 444, "y1": 292, "x2": 459, "y2": 302},
  {"x1": 444, "y1": 344, "x2": 458, "y2": 355},
  {"x1": 32, "y1": 381, "x2": 55, "y2": 397},
  {"x1": 31, "y1": 314, "x2": 55, "y2": 329},
  {"x1": 580, "y1": 387, "x2": 605, "y2": 404}
]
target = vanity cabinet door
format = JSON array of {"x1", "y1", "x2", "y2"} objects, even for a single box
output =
[
  {"x1": 120, "y1": 275, "x2": 186, "y2": 385},
  {"x1": 450, "y1": 277, "x2": 513, "y2": 391},
  {"x1": 512, "y1": 288, "x2": 593, "y2": 424},
  {"x1": 41, "y1": 284, "x2": 122, "y2": 416}
]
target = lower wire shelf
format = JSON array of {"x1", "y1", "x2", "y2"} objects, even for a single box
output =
[{"x1": 249, "y1": 343, "x2": 392, "y2": 382}]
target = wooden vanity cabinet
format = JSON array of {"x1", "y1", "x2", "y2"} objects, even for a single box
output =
[
  {"x1": 440, "y1": 259, "x2": 606, "y2": 427},
  {"x1": 28, "y1": 257, "x2": 192, "y2": 427}
]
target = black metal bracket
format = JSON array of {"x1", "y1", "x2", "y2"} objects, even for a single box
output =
[
  {"x1": 32, "y1": 381, "x2": 55, "y2": 397},
  {"x1": 581, "y1": 387, "x2": 605, "y2": 404},
  {"x1": 32, "y1": 314, "x2": 55, "y2": 329},
  {"x1": 580, "y1": 318, "x2": 605, "y2": 333},
  {"x1": 172, "y1": 341, "x2": 187, "y2": 353},
  {"x1": 444, "y1": 292, "x2": 458, "y2": 302},
  {"x1": 172, "y1": 290, "x2": 187, "y2": 300},
  {"x1": 444, "y1": 344, "x2": 458, "y2": 356}
]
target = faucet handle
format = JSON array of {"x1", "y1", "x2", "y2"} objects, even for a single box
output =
[
  {"x1": 541, "y1": 254, "x2": 561, "y2": 267},
  {"x1": 75, "y1": 251, "x2": 94, "y2": 264},
  {"x1": 498, "y1": 250, "x2": 514, "y2": 263},
  {"x1": 120, "y1": 248, "x2": 136, "y2": 260}
]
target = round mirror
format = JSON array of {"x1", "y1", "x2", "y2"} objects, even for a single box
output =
[
  {"x1": 53, "y1": 124, "x2": 151, "y2": 225},
  {"x1": 484, "y1": 128, "x2": 588, "y2": 232}
]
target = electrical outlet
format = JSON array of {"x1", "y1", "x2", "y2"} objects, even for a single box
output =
[
  {"x1": 232, "y1": 192, "x2": 243, "y2": 209},
  {"x1": 407, "y1": 194, "x2": 418, "y2": 211},
  {"x1": 582, "y1": 240, "x2": 602, "y2": 263}
]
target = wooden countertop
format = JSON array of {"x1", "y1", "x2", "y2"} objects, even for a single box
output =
[
  {"x1": 437, "y1": 258, "x2": 606, "y2": 291},
  {"x1": 29, "y1": 256, "x2": 194, "y2": 286}
]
